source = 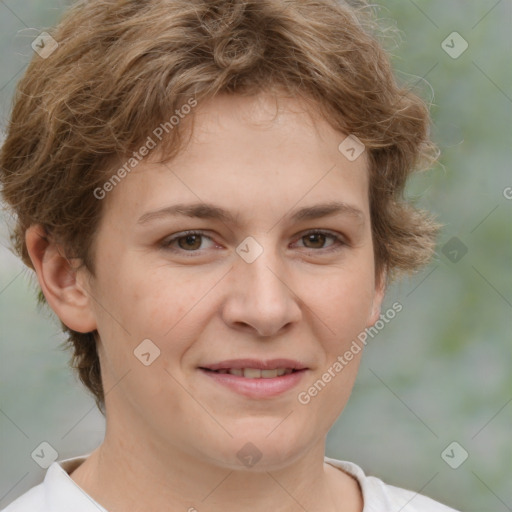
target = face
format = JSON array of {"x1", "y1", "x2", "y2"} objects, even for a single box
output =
[{"x1": 83, "y1": 92, "x2": 384, "y2": 470}]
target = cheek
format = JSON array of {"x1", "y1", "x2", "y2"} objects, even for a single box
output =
[
  {"x1": 94, "y1": 253, "x2": 182, "y2": 334},
  {"x1": 94, "y1": 260, "x2": 223, "y2": 372},
  {"x1": 297, "y1": 272, "x2": 371, "y2": 421},
  {"x1": 306, "y1": 265, "x2": 376, "y2": 339},
  {"x1": 134, "y1": 272, "x2": 218, "y2": 339}
]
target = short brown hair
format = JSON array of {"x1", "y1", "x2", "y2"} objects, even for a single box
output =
[{"x1": 0, "y1": 0, "x2": 439, "y2": 410}]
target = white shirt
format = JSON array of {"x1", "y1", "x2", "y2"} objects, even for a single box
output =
[{"x1": 1, "y1": 454, "x2": 460, "y2": 511}]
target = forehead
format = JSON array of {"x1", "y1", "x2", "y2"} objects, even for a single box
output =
[
  {"x1": 101, "y1": 92, "x2": 370, "y2": 226},
  {"x1": 186, "y1": 92, "x2": 362, "y2": 158}
]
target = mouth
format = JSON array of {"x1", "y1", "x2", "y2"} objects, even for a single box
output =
[
  {"x1": 199, "y1": 367, "x2": 301, "y2": 378},
  {"x1": 197, "y1": 359, "x2": 309, "y2": 398}
]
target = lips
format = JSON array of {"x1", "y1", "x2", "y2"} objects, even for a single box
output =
[
  {"x1": 199, "y1": 358, "x2": 308, "y2": 378},
  {"x1": 202, "y1": 367, "x2": 296, "y2": 378},
  {"x1": 198, "y1": 359, "x2": 308, "y2": 398}
]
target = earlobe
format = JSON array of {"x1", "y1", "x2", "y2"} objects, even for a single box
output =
[
  {"x1": 25, "y1": 224, "x2": 97, "y2": 333},
  {"x1": 367, "y1": 270, "x2": 387, "y2": 327}
]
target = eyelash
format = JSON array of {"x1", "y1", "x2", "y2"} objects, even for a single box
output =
[{"x1": 160, "y1": 229, "x2": 347, "y2": 257}]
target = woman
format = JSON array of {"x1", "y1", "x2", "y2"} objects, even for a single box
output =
[{"x1": 0, "y1": 0, "x2": 459, "y2": 510}]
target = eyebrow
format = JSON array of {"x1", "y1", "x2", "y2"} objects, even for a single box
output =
[{"x1": 137, "y1": 201, "x2": 364, "y2": 226}]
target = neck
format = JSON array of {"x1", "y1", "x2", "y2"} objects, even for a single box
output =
[{"x1": 70, "y1": 421, "x2": 362, "y2": 512}]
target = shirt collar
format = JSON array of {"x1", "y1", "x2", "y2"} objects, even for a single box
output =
[
  {"x1": 44, "y1": 454, "x2": 386, "y2": 512},
  {"x1": 324, "y1": 456, "x2": 391, "y2": 511},
  {"x1": 44, "y1": 455, "x2": 107, "y2": 512}
]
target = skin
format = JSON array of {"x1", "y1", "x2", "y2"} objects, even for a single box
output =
[{"x1": 26, "y1": 91, "x2": 385, "y2": 512}]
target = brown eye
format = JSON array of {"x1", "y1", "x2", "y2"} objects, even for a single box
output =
[
  {"x1": 161, "y1": 230, "x2": 215, "y2": 253},
  {"x1": 294, "y1": 230, "x2": 346, "y2": 254},
  {"x1": 302, "y1": 232, "x2": 328, "y2": 249},
  {"x1": 177, "y1": 234, "x2": 202, "y2": 250}
]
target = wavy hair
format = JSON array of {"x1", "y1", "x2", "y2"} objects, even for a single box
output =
[{"x1": 0, "y1": 0, "x2": 439, "y2": 409}]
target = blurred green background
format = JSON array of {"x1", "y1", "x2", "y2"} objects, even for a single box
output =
[{"x1": 0, "y1": 1, "x2": 510, "y2": 510}]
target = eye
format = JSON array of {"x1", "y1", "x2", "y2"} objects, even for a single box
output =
[
  {"x1": 294, "y1": 230, "x2": 346, "y2": 253},
  {"x1": 160, "y1": 229, "x2": 346, "y2": 257},
  {"x1": 161, "y1": 230, "x2": 216, "y2": 253}
]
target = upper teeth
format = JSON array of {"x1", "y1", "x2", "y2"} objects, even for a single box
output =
[{"x1": 214, "y1": 368, "x2": 293, "y2": 378}]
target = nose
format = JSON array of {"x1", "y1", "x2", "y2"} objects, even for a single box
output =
[{"x1": 221, "y1": 241, "x2": 302, "y2": 337}]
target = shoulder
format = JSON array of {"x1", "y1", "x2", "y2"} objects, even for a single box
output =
[
  {"x1": 324, "y1": 456, "x2": 461, "y2": 512},
  {"x1": 1, "y1": 454, "x2": 104, "y2": 512},
  {"x1": 1, "y1": 484, "x2": 46, "y2": 512},
  {"x1": 379, "y1": 481, "x2": 461, "y2": 512}
]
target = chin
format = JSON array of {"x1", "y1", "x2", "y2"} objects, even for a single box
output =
[{"x1": 198, "y1": 426, "x2": 313, "y2": 472}]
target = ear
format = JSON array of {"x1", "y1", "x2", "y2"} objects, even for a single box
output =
[
  {"x1": 25, "y1": 224, "x2": 97, "y2": 333},
  {"x1": 367, "y1": 269, "x2": 387, "y2": 327}
]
